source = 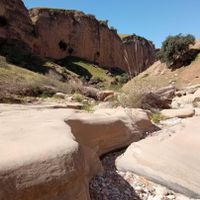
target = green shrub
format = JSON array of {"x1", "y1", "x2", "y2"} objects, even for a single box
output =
[
  {"x1": 110, "y1": 26, "x2": 117, "y2": 34},
  {"x1": 89, "y1": 76, "x2": 104, "y2": 85},
  {"x1": 82, "y1": 101, "x2": 93, "y2": 112},
  {"x1": 122, "y1": 34, "x2": 147, "y2": 44},
  {"x1": 115, "y1": 73, "x2": 129, "y2": 84},
  {"x1": 99, "y1": 20, "x2": 108, "y2": 27},
  {"x1": 158, "y1": 34, "x2": 195, "y2": 66},
  {"x1": 151, "y1": 113, "x2": 163, "y2": 123},
  {"x1": 72, "y1": 93, "x2": 84, "y2": 102},
  {"x1": 87, "y1": 14, "x2": 96, "y2": 20}
]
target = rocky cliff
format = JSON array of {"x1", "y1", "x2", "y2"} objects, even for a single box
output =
[
  {"x1": 0, "y1": 0, "x2": 155, "y2": 76},
  {"x1": 0, "y1": 0, "x2": 33, "y2": 45}
]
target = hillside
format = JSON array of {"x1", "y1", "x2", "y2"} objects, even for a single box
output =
[
  {"x1": 0, "y1": 53, "x2": 126, "y2": 103},
  {"x1": 124, "y1": 47, "x2": 200, "y2": 93}
]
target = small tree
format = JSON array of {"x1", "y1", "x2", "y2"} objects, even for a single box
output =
[
  {"x1": 99, "y1": 20, "x2": 108, "y2": 27},
  {"x1": 158, "y1": 34, "x2": 195, "y2": 66},
  {"x1": 110, "y1": 26, "x2": 117, "y2": 34}
]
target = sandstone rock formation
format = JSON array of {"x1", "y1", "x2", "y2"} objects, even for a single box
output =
[
  {"x1": 0, "y1": 0, "x2": 155, "y2": 76},
  {"x1": 0, "y1": 0, "x2": 33, "y2": 46},
  {"x1": 66, "y1": 108, "x2": 154, "y2": 156},
  {"x1": 142, "y1": 86, "x2": 176, "y2": 110},
  {"x1": 116, "y1": 116, "x2": 200, "y2": 198},
  {"x1": 97, "y1": 90, "x2": 115, "y2": 101},
  {"x1": 0, "y1": 106, "x2": 94, "y2": 200},
  {"x1": 172, "y1": 87, "x2": 200, "y2": 109},
  {"x1": 29, "y1": 8, "x2": 155, "y2": 75},
  {"x1": 161, "y1": 108, "x2": 195, "y2": 119},
  {"x1": 0, "y1": 104, "x2": 154, "y2": 200}
]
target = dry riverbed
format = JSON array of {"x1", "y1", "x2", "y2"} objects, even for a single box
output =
[{"x1": 89, "y1": 149, "x2": 197, "y2": 200}]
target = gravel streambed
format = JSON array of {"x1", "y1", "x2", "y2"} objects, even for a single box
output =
[{"x1": 89, "y1": 149, "x2": 196, "y2": 200}]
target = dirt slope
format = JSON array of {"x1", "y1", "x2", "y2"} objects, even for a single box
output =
[{"x1": 124, "y1": 52, "x2": 200, "y2": 92}]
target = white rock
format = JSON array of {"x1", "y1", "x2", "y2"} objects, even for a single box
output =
[{"x1": 161, "y1": 108, "x2": 195, "y2": 119}]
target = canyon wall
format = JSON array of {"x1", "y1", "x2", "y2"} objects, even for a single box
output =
[
  {"x1": 0, "y1": 0, "x2": 34, "y2": 45},
  {"x1": 0, "y1": 0, "x2": 155, "y2": 76}
]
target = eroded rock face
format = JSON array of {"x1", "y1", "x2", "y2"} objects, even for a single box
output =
[
  {"x1": 116, "y1": 116, "x2": 200, "y2": 198},
  {"x1": 0, "y1": 0, "x2": 155, "y2": 76},
  {"x1": 66, "y1": 108, "x2": 154, "y2": 156},
  {"x1": 0, "y1": 106, "x2": 94, "y2": 200},
  {"x1": 0, "y1": 0, "x2": 34, "y2": 45},
  {"x1": 0, "y1": 104, "x2": 154, "y2": 200},
  {"x1": 161, "y1": 108, "x2": 195, "y2": 119},
  {"x1": 142, "y1": 86, "x2": 176, "y2": 110},
  {"x1": 29, "y1": 8, "x2": 155, "y2": 75}
]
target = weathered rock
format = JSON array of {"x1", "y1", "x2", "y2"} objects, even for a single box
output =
[
  {"x1": 0, "y1": 106, "x2": 98, "y2": 200},
  {"x1": 116, "y1": 116, "x2": 200, "y2": 198},
  {"x1": 194, "y1": 88, "x2": 200, "y2": 96},
  {"x1": 0, "y1": 0, "x2": 156, "y2": 76},
  {"x1": 29, "y1": 8, "x2": 155, "y2": 75},
  {"x1": 161, "y1": 108, "x2": 195, "y2": 119},
  {"x1": 54, "y1": 92, "x2": 66, "y2": 99},
  {"x1": 97, "y1": 90, "x2": 115, "y2": 101},
  {"x1": 66, "y1": 108, "x2": 154, "y2": 156},
  {"x1": 81, "y1": 86, "x2": 99, "y2": 100},
  {"x1": 0, "y1": 0, "x2": 34, "y2": 45},
  {"x1": 193, "y1": 97, "x2": 200, "y2": 108},
  {"x1": 172, "y1": 88, "x2": 200, "y2": 109},
  {"x1": 155, "y1": 85, "x2": 176, "y2": 99},
  {"x1": 0, "y1": 105, "x2": 155, "y2": 200},
  {"x1": 142, "y1": 86, "x2": 176, "y2": 110}
]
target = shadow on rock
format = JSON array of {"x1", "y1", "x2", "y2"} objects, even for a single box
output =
[{"x1": 89, "y1": 149, "x2": 141, "y2": 200}]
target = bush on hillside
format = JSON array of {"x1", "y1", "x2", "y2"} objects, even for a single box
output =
[
  {"x1": 110, "y1": 26, "x2": 117, "y2": 34},
  {"x1": 158, "y1": 34, "x2": 195, "y2": 67},
  {"x1": 99, "y1": 20, "x2": 108, "y2": 27}
]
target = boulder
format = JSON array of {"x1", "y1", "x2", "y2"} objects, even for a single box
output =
[
  {"x1": 0, "y1": 105, "x2": 155, "y2": 200},
  {"x1": 194, "y1": 88, "x2": 200, "y2": 97},
  {"x1": 81, "y1": 86, "x2": 99, "y2": 100},
  {"x1": 142, "y1": 86, "x2": 176, "y2": 110},
  {"x1": 54, "y1": 92, "x2": 66, "y2": 99},
  {"x1": 97, "y1": 90, "x2": 115, "y2": 101},
  {"x1": 116, "y1": 116, "x2": 200, "y2": 198},
  {"x1": 0, "y1": 106, "x2": 99, "y2": 200},
  {"x1": 193, "y1": 97, "x2": 200, "y2": 108},
  {"x1": 65, "y1": 108, "x2": 154, "y2": 156},
  {"x1": 161, "y1": 108, "x2": 195, "y2": 119},
  {"x1": 172, "y1": 88, "x2": 200, "y2": 109}
]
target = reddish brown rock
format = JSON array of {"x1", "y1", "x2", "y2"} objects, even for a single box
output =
[
  {"x1": 29, "y1": 8, "x2": 155, "y2": 75},
  {"x1": 0, "y1": 1, "x2": 155, "y2": 76},
  {"x1": 0, "y1": 0, "x2": 34, "y2": 45}
]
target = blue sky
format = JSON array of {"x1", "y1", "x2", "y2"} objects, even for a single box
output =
[{"x1": 23, "y1": 0, "x2": 200, "y2": 48}]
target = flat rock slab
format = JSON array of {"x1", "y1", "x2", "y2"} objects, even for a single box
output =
[
  {"x1": 116, "y1": 116, "x2": 200, "y2": 198},
  {"x1": 0, "y1": 104, "x2": 154, "y2": 200},
  {"x1": 65, "y1": 108, "x2": 154, "y2": 156},
  {"x1": 161, "y1": 108, "x2": 195, "y2": 119},
  {"x1": 0, "y1": 104, "x2": 92, "y2": 200}
]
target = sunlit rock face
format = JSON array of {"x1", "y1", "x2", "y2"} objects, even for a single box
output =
[
  {"x1": 29, "y1": 8, "x2": 155, "y2": 75},
  {"x1": 0, "y1": 0, "x2": 155, "y2": 75}
]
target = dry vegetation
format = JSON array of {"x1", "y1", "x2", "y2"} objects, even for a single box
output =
[
  {"x1": 121, "y1": 52, "x2": 200, "y2": 108},
  {"x1": 0, "y1": 56, "x2": 74, "y2": 102}
]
